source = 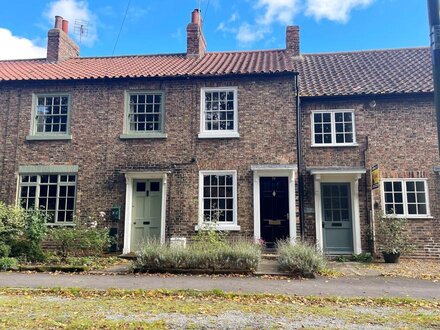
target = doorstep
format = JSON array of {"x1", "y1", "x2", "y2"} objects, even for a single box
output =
[
  {"x1": 118, "y1": 253, "x2": 137, "y2": 260},
  {"x1": 254, "y1": 259, "x2": 289, "y2": 276}
]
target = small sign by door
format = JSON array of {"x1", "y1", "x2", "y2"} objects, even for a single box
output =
[{"x1": 371, "y1": 165, "x2": 380, "y2": 190}]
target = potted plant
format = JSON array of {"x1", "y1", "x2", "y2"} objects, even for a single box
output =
[{"x1": 374, "y1": 213, "x2": 413, "y2": 263}]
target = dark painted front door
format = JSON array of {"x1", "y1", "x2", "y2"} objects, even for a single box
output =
[
  {"x1": 321, "y1": 183, "x2": 353, "y2": 253},
  {"x1": 260, "y1": 177, "x2": 289, "y2": 247}
]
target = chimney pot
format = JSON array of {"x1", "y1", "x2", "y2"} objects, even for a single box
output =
[
  {"x1": 54, "y1": 16, "x2": 63, "y2": 29},
  {"x1": 191, "y1": 9, "x2": 200, "y2": 24},
  {"x1": 62, "y1": 19, "x2": 69, "y2": 34}
]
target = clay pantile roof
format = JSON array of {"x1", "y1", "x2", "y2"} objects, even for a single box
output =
[
  {"x1": 297, "y1": 47, "x2": 433, "y2": 97},
  {"x1": 0, "y1": 47, "x2": 433, "y2": 97},
  {"x1": 0, "y1": 50, "x2": 295, "y2": 82}
]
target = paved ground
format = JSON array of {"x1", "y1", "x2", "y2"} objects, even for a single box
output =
[{"x1": 0, "y1": 272, "x2": 439, "y2": 299}]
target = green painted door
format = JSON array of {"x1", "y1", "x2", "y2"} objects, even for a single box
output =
[
  {"x1": 131, "y1": 180, "x2": 162, "y2": 252},
  {"x1": 321, "y1": 183, "x2": 353, "y2": 254}
]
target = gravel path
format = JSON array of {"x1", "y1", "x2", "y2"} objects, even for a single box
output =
[{"x1": 102, "y1": 309, "x2": 425, "y2": 329}]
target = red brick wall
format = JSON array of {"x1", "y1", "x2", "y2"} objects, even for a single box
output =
[
  {"x1": 0, "y1": 75, "x2": 297, "y2": 247},
  {"x1": 301, "y1": 94, "x2": 440, "y2": 258}
]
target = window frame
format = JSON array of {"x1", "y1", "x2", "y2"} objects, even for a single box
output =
[
  {"x1": 197, "y1": 170, "x2": 240, "y2": 231},
  {"x1": 198, "y1": 87, "x2": 239, "y2": 139},
  {"x1": 380, "y1": 178, "x2": 431, "y2": 218},
  {"x1": 311, "y1": 109, "x2": 357, "y2": 147},
  {"x1": 27, "y1": 93, "x2": 72, "y2": 141},
  {"x1": 18, "y1": 173, "x2": 77, "y2": 226},
  {"x1": 121, "y1": 90, "x2": 167, "y2": 139}
]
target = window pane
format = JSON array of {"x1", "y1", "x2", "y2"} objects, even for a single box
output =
[
  {"x1": 395, "y1": 204, "x2": 404, "y2": 214},
  {"x1": 418, "y1": 204, "x2": 427, "y2": 214},
  {"x1": 407, "y1": 193, "x2": 416, "y2": 203},
  {"x1": 344, "y1": 113, "x2": 352, "y2": 121},
  {"x1": 384, "y1": 182, "x2": 392, "y2": 191},
  {"x1": 406, "y1": 181, "x2": 415, "y2": 191},
  {"x1": 385, "y1": 193, "x2": 393, "y2": 203},
  {"x1": 416, "y1": 181, "x2": 425, "y2": 191},
  {"x1": 393, "y1": 182, "x2": 402, "y2": 191},
  {"x1": 408, "y1": 204, "x2": 417, "y2": 214},
  {"x1": 314, "y1": 113, "x2": 322, "y2": 123},
  {"x1": 335, "y1": 113, "x2": 343, "y2": 122},
  {"x1": 322, "y1": 113, "x2": 331, "y2": 122},
  {"x1": 394, "y1": 193, "x2": 403, "y2": 203}
]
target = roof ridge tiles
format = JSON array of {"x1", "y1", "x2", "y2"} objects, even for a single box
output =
[{"x1": 302, "y1": 46, "x2": 429, "y2": 57}]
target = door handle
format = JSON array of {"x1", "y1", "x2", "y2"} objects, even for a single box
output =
[{"x1": 143, "y1": 221, "x2": 150, "y2": 225}]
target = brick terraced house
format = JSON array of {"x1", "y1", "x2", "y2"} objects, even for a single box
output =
[{"x1": 0, "y1": 10, "x2": 438, "y2": 258}]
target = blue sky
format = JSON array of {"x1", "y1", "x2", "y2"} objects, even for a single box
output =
[{"x1": 0, "y1": 0, "x2": 431, "y2": 60}]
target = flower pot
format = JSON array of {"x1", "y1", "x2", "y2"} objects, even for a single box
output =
[{"x1": 382, "y1": 252, "x2": 400, "y2": 263}]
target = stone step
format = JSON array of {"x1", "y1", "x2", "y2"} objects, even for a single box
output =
[{"x1": 254, "y1": 259, "x2": 289, "y2": 276}]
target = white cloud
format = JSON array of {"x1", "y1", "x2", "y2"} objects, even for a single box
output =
[
  {"x1": 217, "y1": 0, "x2": 374, "y2": 46},
  {"x1": 216, "y1": 13, "x2": 240, "y2": 33},
  {"x1": 236, "y1": 23, "x2": 268, "y2": 44},
  {"x1": 45, "y1": 0, "x2": 97, "y2": 46},
  {"x1": 256, "y1": 0, "x2": 301, "y2": 25},
  {"x1": 305, "y1": 0, "x2": 374, "y2": 22},
  {"x1": 0, "y1": 28, "x2": 46, "y2": 60}
]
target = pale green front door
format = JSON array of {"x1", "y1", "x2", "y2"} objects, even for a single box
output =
[
  {"x1": 321, "y1": 183, "x2": 353, "y2": 254},
  {"x1": 131, "y1": 179, "x2": 162, "y2": 252}
]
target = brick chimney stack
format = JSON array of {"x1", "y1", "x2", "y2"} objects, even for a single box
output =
[
  {"x1": 286, "y1": 26, "x2": 300, "y2": 56},
  {"x1": 187, "y1": 9, "x2": 206, "y2": 57},
  {"x1": 47, "y1": 16, "x2": 80, "y2": 63}
]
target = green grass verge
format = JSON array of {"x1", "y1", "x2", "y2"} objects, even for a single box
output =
[{"x1": 0, "y1": 288, "x2": 438, "y2": 329}]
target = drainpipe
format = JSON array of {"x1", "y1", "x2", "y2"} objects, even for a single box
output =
[
  {"x1": 363, "y1": 135, "x2": 373, "y2": 253},
  {"x1": 427, "y1": 0, "x2": 440, "y2": 154},
  {"x1": 295, "y1": 75, "x2": 306, "y2": 240}
]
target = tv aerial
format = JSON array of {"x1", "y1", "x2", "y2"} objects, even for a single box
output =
[{"x1": 74, "y1": 19, "x2": 89, "y2": 45}]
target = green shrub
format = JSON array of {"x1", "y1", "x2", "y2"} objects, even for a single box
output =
[
  {"x1": 134, "y1": 239, "x2": 261, "y2": 272},
  {"x1": 374, "y1": 213, "x2": 414, "y2": 255},
  {"x1": 0, "y1": 257, "x2": 18, "y2": 271},
  {"x1": 0, "y1": 242, "x2": 11, "y2": 258},
  {"x1": 277, "y1": 240, "x2": 326, "y2": 277},
  {"x1": 48, "y1": 217, "x2": 113, "y2": 260},
  {"x1": 351, "y1": 252, "x2": 373, "y2": 263},
  {"x1": 0, "y1": 203, "x2": 25, "y2": 254},
  {"x1": 335, "y1": 253, "x2": 373, "y2": 263},
  {"x1": 0, "y1": 203, "x2": 49, "y2": 262},
  {"x1": 10, "y1": 208, "x2": 49, "y2": 262}
]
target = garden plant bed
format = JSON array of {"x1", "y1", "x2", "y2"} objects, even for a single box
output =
[
  {"x1": 133, "y1": 267, "x2": 253, "y2": 275},
  {"x1": 12, "y1": 257, "x2": 123, "y2": 274},
  {"x1": 0, "y1": 288, "x2": 438, "y2": 329}
]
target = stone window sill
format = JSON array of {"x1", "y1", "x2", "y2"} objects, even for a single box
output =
[
  {"x1": 26, "y1": 135, "x2": 72, "y2": 141},
  {"x1": 198, "y1": 132, "x2": 240, "y2": 139},
  {"x1": 195, "y1": 224, "x2": 241, "y2": 231},
  {"x1": 120, "y1": 133, "x2": 167, "y2": 139}
]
